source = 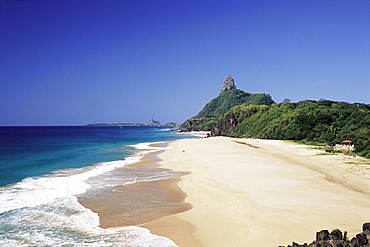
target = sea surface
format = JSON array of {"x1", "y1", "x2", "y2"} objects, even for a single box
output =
[{"x1": 0, "y1": 126, "x2": 195, "y2": 246}]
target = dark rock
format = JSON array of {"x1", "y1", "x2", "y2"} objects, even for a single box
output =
[
  {"x1": 363, "y1": 223, "x2": 370, "y2": 233},
  {"x1": 330, "y1": 229, "x2": 343, "y2": 241},
  {"x1": 332, "y1": 240, "x2": 343, "y2": 247},
  {"x1": 317, "y1": 230, "x2": 330, "y2": 242},
  {"x1": 355, "y1": 233, "x2": 367, "y2": 246},
  {"x1": 220, "y1": 75, "x2": 236, "y2": 95},
  {"x1": 280, "y1": 223, "x2": 370, "y2": 247}
]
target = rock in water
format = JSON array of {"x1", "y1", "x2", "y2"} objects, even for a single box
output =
[
  {"x1": 220, "y1": 75, "x2": 236, "y2": 95},
  {"x1": 147, "y1": 118, "x2": 161, "y2": 126}
]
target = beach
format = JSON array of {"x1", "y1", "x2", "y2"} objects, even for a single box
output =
[{"x1": 143, "y1": 137, "x2": 370, "y2": 246}]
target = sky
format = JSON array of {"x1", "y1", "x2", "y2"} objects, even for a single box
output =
[{"x1": 1, "y1": 0, "x2": 369, "y2": 126}]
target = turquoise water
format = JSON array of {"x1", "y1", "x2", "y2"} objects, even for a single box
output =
[
  {"x1": 0, "y1": 126, "x2": 194, "y2": 246},
  {"x1": 0, "y1": 126, "x2": 187, "y2": 186}
]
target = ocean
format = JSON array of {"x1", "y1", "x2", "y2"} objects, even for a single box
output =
[{"x1": 0, "y1": 126, "x2": 195, "y2": 246}]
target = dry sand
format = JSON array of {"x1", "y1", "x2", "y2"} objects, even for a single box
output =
[{"x1": 143, "y1": 137, "x2": 370, "y2": 247}]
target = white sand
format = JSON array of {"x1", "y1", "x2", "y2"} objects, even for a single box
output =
[{"x1": 145, "y1": 137, "x2": 370, "y2": 247}]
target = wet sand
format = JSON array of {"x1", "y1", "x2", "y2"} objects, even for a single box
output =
[
  {"x1": 144, "y1": 137, "x2": 370, "y2": 246},
  {"x1": 79, "y1": 150, "x2": 192, "y2": 228}
]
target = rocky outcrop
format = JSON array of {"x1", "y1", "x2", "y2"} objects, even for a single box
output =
[
  {"x1": 146, "y1": 119, "x2": 179, "y2": 128},
  {"x1": 210, "y1": 104, "x2": 265, "y2": 137},
  {"x1": 280, "y1": 222, "x2": 370, "y2": 247},
  {"x1": 163, "y1": 122, "x2": 180, "y2": 128},
  {"x1": 147, "y1": 118, "x2": 161, "y2": 126},
  {"x1": 220, "y1": 75, "x2": 237, "y2": 95},
  {"x1": 180, "y1": 118, "x2": 215, "y2": 132},
  {"x1": 210, "y1": 112, "x2": 239, "y2": 136}
]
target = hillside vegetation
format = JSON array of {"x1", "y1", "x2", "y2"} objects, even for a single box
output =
[
  {"x1": 211, "y1": 100, "x2": 370, "y2": 158},
  {"x1": 181, "y1": 89, "x2": 274, "y2": 131}
]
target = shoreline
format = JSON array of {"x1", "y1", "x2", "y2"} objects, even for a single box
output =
[
  {"x1": 144, "y1": 137, "x2": 370, "y2": 246},
  {"x1": 78, "y1": 145, "x2": 193, "y2": 229}
]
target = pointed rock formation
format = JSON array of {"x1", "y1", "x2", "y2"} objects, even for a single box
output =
[
  {"x1": 147, "y1": 118, "x2": 161, "y2": 126},
  {"x1": 220, "y1": 75, "x2": 236, "y2": 95}
]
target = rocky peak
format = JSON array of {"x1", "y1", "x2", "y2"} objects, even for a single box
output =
[
  {"x1": 147, "y1": 118, "x2": 161, "y2": 126},
  {"x1": 220, "y1": 75, "x2": 236, "y2": 95}
]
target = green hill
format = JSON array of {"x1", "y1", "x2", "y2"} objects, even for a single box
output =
[
  {"x1": 211, "y1": 100, "x2": 370, "y2": 158},
  {"x1": 195, "y1": 89, "x2": 274, "y2": 118},
  {"x1": 180, "y1": 76, "x2": 370, "y2": 157},
  {"x1": 181, "y1": 89, "x2": 274, "y2": 131}
]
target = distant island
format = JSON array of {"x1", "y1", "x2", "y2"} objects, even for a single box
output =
[
  {"x1": 86, "y1": 119, "x2": 180, "y2": 128},
  {"x1": 86, "y1": 123, "x2": 145, "y2": 126}
]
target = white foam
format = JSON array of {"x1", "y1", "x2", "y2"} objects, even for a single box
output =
[
  {"x1": 130, "y1": 141, "x2": 170, "y2": 156},
  {"x1": 0, "y1": 193, "x2": 178, "y2": 246},
  {"x1": 0, "y1": 142, "x2": 179, "y2": 246},
  {"x1": 0, "y1": 157, "x2": 142, "y2": 214}
]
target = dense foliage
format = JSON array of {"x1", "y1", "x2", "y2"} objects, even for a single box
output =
[
  {"x1": 211, "y1": 100, "x2": 370, "y2": 158},
  {"x1": 181, "y1": 89, "x2": 274, "y2": 131},
  {"x1": 195, "y1": 89, "x2": 274, "y2": 118}
]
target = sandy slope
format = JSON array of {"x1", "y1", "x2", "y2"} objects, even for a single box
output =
[{"x1": 143, "y1": 137, "x2": 370, "y2": 247}]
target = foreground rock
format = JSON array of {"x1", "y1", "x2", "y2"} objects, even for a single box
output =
[{"x1": 280, "y1": 223, "x2": 370, "y2": 247}]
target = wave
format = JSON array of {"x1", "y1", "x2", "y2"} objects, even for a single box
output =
[
  {"x1": 0, "y1": 141, "x2": 178, "y2": 246},
  {"x1": 129, "y1": 141, "x2": 170, "y2": 155},
  {"x1": 0, "y1": 158, "x2": 140, "y2": 215},
  {"x1": 0, "y1": 195, "x2": 177, "y2": 246}
]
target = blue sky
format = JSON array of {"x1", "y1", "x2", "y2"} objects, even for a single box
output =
[{"x1": 1, "y1": 0, "x2": 369, "y2": 126}]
